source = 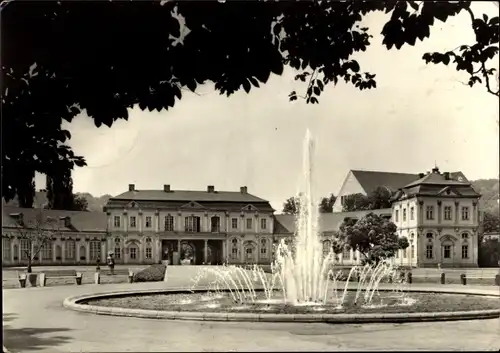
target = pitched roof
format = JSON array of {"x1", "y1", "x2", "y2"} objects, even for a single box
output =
[
  {"x1": 274, "y1": 208, "x2": 392, "y2": 234},
  {"x1": 351, "y1": 170, "x2": 419, "y2": 194},
  {"x1": 393, "y1": 170, "x2": 480, "y2": 199},
  {"x1": 111, "y1": 189, "x2": 269, "y2": 204},
  {"x1": 2, "y1": 207, "x2": 108, "y2": 233}
]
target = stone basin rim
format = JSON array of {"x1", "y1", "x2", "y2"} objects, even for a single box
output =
[{"x1": 63, "y1": 286, "x2": 500, "y2": 323}]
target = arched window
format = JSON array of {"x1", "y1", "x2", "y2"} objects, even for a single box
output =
[
  {"x1": 65, "y1": 239, "x2": 76, "y2": 260},
  {"x1": 114, "y1": 237, "x2": 121, "y2": 259},
  {"x1": 231, "y1": 238, "x2": 239, "y2": 260},
  {"x1": 260, "y1": 238, "x2": 267, "y2": 257},
  {"x1": 2, "y1": 237, "x2": 11, "y2": 261},
  {"x1": 211, "y1": 216, "x2": 220, "y2": 233},
  {"x1": 342, "y1": 246, "x2": 351, "y2": 260},
  {"x1": 41, "y1": 240, "x2": 52, "y2": 261},
  {"x1": 322, "y1": 240, "x2": 331, "y2": 258},
  {"x1": 461, "y1": 232, "x2": 469, "y2": 241},
  {"x1": 145, "y1": 237, "x2": 152, "y2": 260}
]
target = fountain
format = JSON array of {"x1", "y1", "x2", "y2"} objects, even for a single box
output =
[{"x1": 183, "y1": 129, "x2": 408, "y2": 309}]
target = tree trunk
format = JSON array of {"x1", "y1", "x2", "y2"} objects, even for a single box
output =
[{"x1": 27, "y1": 261, "x2": 32, "y2": 273}]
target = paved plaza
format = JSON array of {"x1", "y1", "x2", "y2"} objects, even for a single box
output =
[{"x1": 3, "y1": 267, "x2": 500, "y2": 352}]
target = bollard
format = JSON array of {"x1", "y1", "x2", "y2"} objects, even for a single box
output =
[
  {"x1": 94, "y1": 272, "x2": 101, "y2": 285},
  {"x1": 18, "y1": 278, "x2": 26, "y2": 288},
  {"x1": 440, "y1": 272, "x2": 446, "y2": 285},
  {"x1": 76, "y1": 273, "x2": 83, "y2": 285},
  {"x1": 460, "y1": 273, "x2": 466, "y2": 285},
  {"x1": 495, "y1": 274, "x2": 500, "y2": 286},
  {"x1": 128, "y1": 272, "x2": 134, "y2": 284},
  {"x1": 407, "y1": 272, "x2": 412, "y2": 284}
]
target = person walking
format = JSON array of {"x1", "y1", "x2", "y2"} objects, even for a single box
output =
[{"x1": 107, "y1": 251, "x2": 115, "y2": 275}]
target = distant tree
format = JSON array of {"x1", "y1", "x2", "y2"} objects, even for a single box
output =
[
  {"x1": 73, "y1": 195, "x2": 89, "y2": 211},
  {"x1": 341, "y1": 193, "x2": 371, "y2": 212},
  {"x1": 367, "y1": 186, "x2": 393, "y2": 210},
  {"x1": 478, "y1": 239, "x2": 500, "y2": 267},
  {"x1": 13, "y1": 209, "x2": 61, "y2": 273},
  {"x1": 46, "y1": 170, "x2": 78, "y2": 211},
  {"x1": 282, "y1": 196, "x2": 301, "y2": 215},
  {"x1": 482, "y1": 210, "x2": 500, "y2": 234},
  {"x1": 335, "y1": 212, "x2": 409, "y2": 265},
  {"x1": 319, "y1": 193, "x2": 337, "y2": 213}
]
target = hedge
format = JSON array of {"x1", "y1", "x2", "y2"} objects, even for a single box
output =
[{"x1": 132, "y1": 264, "x2": 167, "y2": 283}]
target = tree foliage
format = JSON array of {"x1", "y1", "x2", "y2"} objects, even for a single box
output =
[
  {"x1": 282, "y1": 193, "x2": 336, "y2": 214},
  {"x1": 341, "y1": 186, "x2": 393, "y2": 212},
  {"x1": 13, "y1": 210, "x2": 61, "y2": 273},
  {"x1": 319, "y1": 194, "x2": 337, "y2": 213},
  {"x1": 282, "y1": 196, "x2": 301, "y2": 215},
  {"x1": 3, "y1": 0, "x2": 493, "y2": 204},
  {"x1": 335, "y1": 212, "x2": 408, "y2": 265}
]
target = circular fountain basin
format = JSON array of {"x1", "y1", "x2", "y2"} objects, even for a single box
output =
[{"x1": 63, "y1": 287, "x2": 500, "y2": 323}]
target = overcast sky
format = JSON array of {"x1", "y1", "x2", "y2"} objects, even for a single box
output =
[{"x1": 35, "y1": 2, "x2": 499, "y2": 211}]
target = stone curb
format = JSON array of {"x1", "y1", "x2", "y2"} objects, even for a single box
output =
[{"x1": 63, "y1": 287, "x2": 500, "y2": 324}]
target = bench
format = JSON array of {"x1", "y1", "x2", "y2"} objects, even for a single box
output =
[
  {"x1": 412, "y1": 271, "x2": 446, "y2": 284},
  {"x1": 94, "y1": 268, "x2": 134, "y2": 284},
  {"x1": 40, "y1": 270, "x2": 82, "y2": 287},
  {"x1": 461, "y1": 272, "x2": 500, "y2": 286}
]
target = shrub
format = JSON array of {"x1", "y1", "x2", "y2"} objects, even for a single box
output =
[{"x1": 132, "y1": 264, "x2": 166, "y2": 283}]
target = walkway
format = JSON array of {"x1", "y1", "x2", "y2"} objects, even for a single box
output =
[{"x1": 3, "y1": 269, "x2": 500, "y2": 352}]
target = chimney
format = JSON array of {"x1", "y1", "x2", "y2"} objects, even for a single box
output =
[
  {"x1": 418, "y1": 173, "x2": 425, "y2": 179},
  {"x1": 240, "y1": 186, "x2": 248, "y2": 194},
  {"x1": 443, "y1": 172, "x2": 450, "y2": 180},
  {"x1": 128, "y1": 184, "x2": 135, "y2": 192},
  {"x1": 60, "y1": 216, "x2": 71, "y2": 228},
  {"x1": 207, "y1": 185, "x2": 215, "y2": 193},
  {"x1": 163, "y1": 184, "x2": 171, "y2": 192}
]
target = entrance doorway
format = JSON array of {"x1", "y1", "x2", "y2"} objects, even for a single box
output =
[
  {"x1": 441, "y1": 242, "x2": 454, "y2": 265},
  {"x1": 207, "y1": 240, "x2": 223, "y2": 265}
]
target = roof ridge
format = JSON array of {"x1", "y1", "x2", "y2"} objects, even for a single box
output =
[{"x1": 351, "y1": 169, "x2": 418, "y2": 175}]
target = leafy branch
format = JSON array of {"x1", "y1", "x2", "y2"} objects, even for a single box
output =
[{"x1": 422, "y1": 8, "x2": 499, "y2": 97}]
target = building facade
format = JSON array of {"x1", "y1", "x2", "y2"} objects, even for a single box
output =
[
  {"x1": 1, "y1": 168, "x2": 483, "y2": 268},
  {"x1": 103, "y1": 184, "x2": 275, "y2": 266}
]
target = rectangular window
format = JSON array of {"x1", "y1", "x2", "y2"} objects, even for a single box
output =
[
  {"x1": 89, "y1": 241, "x2": 100, "y2": 261},
  {"x1": 130, "y1": 216, "x2": 136, "y2": 228},
  {"x1": 231, "y1": 218, "x2": 238, "y2": 229},
  {"x1": 342, "y1": 248, "x2": 351, "y2": 260},
  {"x1": 231, "y1": 247, "x2": 238, "y2": 259},
  {"x1": 403, "y1": 248, "x2": 407, "y2": 258},
  {"x1": 395, "y1": 210, "x2": 399, "y2": 222},
  {"x1": 145, "y1": 216, "x2": 152, "y2": 228},
  {"x1": 461, "y1": 233, "x2": 469, "y2": 240},
  {"x1": 2, "y1": 238, "x2": 11, "y2": 261},
  {"x1": 20, "y1": 239, "x2": 30, "y2": 260},
  {"x1": 130, "y1": 247, "x2": 137, "y2": 260},
  {"x1": 426, "y1": 206, "x2": 434, "y2": 220},
  {"x1": 410, "y1": 207, "x2": 414, "y2": 220},
  {"x1": 211, "y1": 217, "x2": 220, "y2": 233},
  {"x1": 395, "y1": 250, "x2": 399, "y2": 259},
  {"x1": 403, "y1": 208, "x2": 407, "y2": 222},
  {"x1": 443, "y1": 245, "x2": 451, "y2": 259},
  {"x1": 411, "y1": 245, "x2": 415, "y2": 258},
  {"x1": 65, "y1": 240, "x2": 76, "y2": 260},
  {"x1": 246, "y1": 218, "x2": 253, "y2": 230},
  {"x1": 462, "y1": 245, "x2": 468, "y2": 259},
  {"x1": 461, "y1": 207, "x2": 470, "y2": 220},
  {"x1": 185, "y1": 216, "x2": 200, "y2": 232},
  {"x1": 114, "y1": 216, "x2": 121, "y2": 227},
  {"x1": 261, "y1": 218, "x2": 267, "y2": 230},
  {"x1": 426, "y1": 245, "x2": 433, "y2": 259},
  {"x1": 41, "y1": 241, "x2": 52, "y2": 261},
  {"x1": 165, "y1": 215, "x2": 174, "y2": 231},
  {"x1": 114, "y1": 247, "x2": 121, "y2": 259},
  {"x1": 444, "y1": 206, "x2": 452, "y2": 220},
  {"x1": 146, "y1": 247, "x2": 152, "y2": 259}
]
